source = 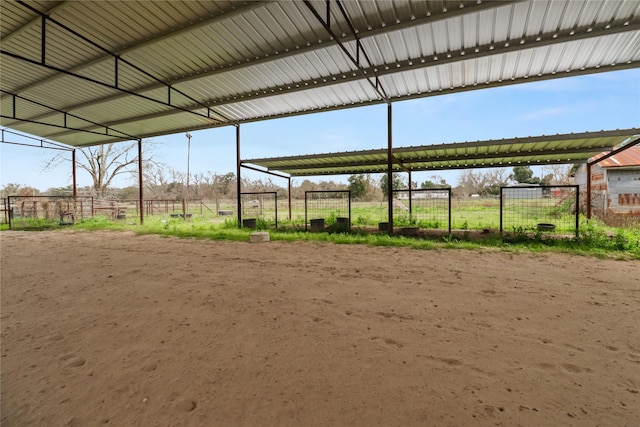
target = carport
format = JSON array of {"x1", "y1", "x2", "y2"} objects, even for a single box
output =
[
  {"x1": 2, "y1": 1, "x2": 639, "y2": 228},
  {"x1": 243, "y1": 128, "x2": 640, "y2": 230}
]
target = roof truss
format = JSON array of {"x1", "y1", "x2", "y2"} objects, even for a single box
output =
[{"x1": 1, "y1": 0, "x2": 638, "y2": 147}]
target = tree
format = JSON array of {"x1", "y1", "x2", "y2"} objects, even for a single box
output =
[
  {"x1": 46, "y1": 141, "x2": 156, "y2": 198},
  {"x1": 218, "y1": 172, "x2": 236, "y2": 196},
  {"x1": 1, "y1": 183, "x2": 24, "y2": 198},
  {"x1": 348, "y1": 174, "x2": 367, "y2": 200},
  {"x1": 420, "y1": 180, "x2": 437, "y2": 189},
  {"x1": 542, "y1": 164, "x2": 573, "y2": 185},
  {"x1": 457, "y1": 169, "x2": 488, "y2": 196},
  {"x1": 482, "y1": 168, "x2": 510, "y2": 195},
  {"x1": 510, "y1": 166, "x2": 536, "y2": 184},
  {"x1": 379, "y1": 173, "x2": 406, "y2": 199},
  {"x1": 44, "y1": 185, "x2": 75, "y2": 197},
  {"x1": 421, "y1": 174, "x2": 450, "y2": 189},
  {"x1": 1, "y1": 183, "x2": 41, "y2": 198}
]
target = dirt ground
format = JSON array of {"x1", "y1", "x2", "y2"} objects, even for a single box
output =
[{"x1": 1, "y1": 230, "x2": 639, "y2": 427}]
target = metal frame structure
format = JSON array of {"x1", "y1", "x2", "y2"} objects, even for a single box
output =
[
  {"x1": 304, "y1": 190, "x2": 351, "y2": 232},
  {"x1": 240, "y1": 191, "x2": 279, "y2": 229},
  {"x1": 7, "y1": 195, "x2": 94, "y2": 229},
  {"x1": 499, "y1": 184, "x2": 580, "y2": 236},
  {"x1": 3, "y1": 1, "x2": 639, "y2": 146},
  {"x1": 392, "y1": 188, "x2": 452, "y2": 234},
  {"x1": 2, "y1": 1, "x2": 639, "y2": 233}
]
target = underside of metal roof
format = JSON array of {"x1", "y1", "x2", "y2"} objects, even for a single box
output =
[
  {"x1": 1, "y1": 0, "x2": 639, "y2": 148},
  {"x1": 243, "y1": 128, "x2": 640, "y2": 176}
]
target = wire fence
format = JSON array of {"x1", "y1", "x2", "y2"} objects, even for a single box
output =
[
  {"x1": 500, "y1": 185, "x2": 579, "y2": 236},
  {"x1": 393, "y1": 188, "x2": 451, "y2": 233},
  {"x1": 304, "y1": 190, "x2": 350, "y2": 232},
  {"x1": 240, "y1": 192, "x2": 278, "y2": 229},
  {"x1": 6, "y1": 196, "x2": 95, "y2": 229}
]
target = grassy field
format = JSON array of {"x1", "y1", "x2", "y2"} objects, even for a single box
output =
[{"x1": 3, "y1": 197, "x2": 638, "y2": 259}]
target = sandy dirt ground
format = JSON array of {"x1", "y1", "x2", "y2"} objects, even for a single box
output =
[{"x1": 1, "y1": 230, "x2": 639, "y2": 427}]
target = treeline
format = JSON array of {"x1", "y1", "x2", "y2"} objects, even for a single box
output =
[{"x1": 1, "y1": 165, "x2": 572, "y2": 201}]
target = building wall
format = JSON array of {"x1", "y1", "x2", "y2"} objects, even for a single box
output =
[
  {"x1": 607, "y1": 169, "x2": 640, "y2": 212},
  {"x1": 575, "y1": 164, "x2": 640, "y2": 221},
  {"x1": 503, "y1": 186, "x2": 543, "y2": 199}
]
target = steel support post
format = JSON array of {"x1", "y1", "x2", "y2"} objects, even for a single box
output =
[
  {"x1": 138, "y1": 139, "x2": 144, "y2": 225},
  {"x1": 499, "y1": 188, "x2": 504, "y2": 233},
  {"x1": 236, "y1": 125, "x2": 242, "y2": 229},
  {"x1": 448, "y1": 189, "x2": 452, "y2": 235},
  {"x1": 288, "y1": 176, "x2": 292, "y2": 221},
  {"x1": 408, "y1": 170, "x2": 412, "y2": 221},
  {"x1": 586, "y1": 162, "x2": 592, "y2": 220},
  {"x1": 72, "y1": 149, "x2": 77, "y2": 197},
  {"x1": 575, "y1": 185, "x2": 580, "y2": 236},
  {"x1": 387, "y1": 103, "x2": 393, "y2": 234}
]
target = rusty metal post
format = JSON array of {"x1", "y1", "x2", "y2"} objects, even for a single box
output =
[
  {"x1": 448, "y1": 188, "x2": 452, "y2": 235},
  {"x1": 72, "y1": 149, "x2": 77, "y2": 197},
  {"x1": 138, "y1": 139, "x2": 144, "y2": 225},
  {"x1": 348, "y1": 189, "x2": 352, "y2": 231},
  {"x1": 288, "y1": 176, "x2": 292, "y2": 221},
  {"x1": 499, "y1": 187, "x2": 504, "y2": 233},
  {"x1": 586, "y1": 162, "x2": 592, "y2": 220},
  {"x1": 575, "y1": 185, "x2": 580, "y2": 237},
  {"x1": 408, "y1": 170, "x2": 412, "y2": 222},
  {"x1": 236, "y1": 125, "x2": 242, "y2": 229},
  {"x1": 387, "y1": 103, "x2": 393, "y2": 234},
  {"x1": 274, "y1": 192, "x2": 278, "y2": 229}
]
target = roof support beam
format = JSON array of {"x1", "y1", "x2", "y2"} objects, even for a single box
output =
[
  {"x1": 0, "y1": 128, "x2": 72, "y2": 151},
  {"x1": 303, "y1": 0, "x2": 389, "y2": 102},
  {"x1": 199, "y1": 18, "x2": 640, "y2": 108},
  {"x1": 5, "y1": 1, "x2": 273, "y2": 94},
  {"x1": 27, "y1": 0, "x2": 510, "y2": 116},
  {"x1": 2, "y1": 1, "x2": 226, "y2": 123},
  {"x1": 0, "y1": 90, "x2": 137, "y2": 141},
  {"x1": 240, "y1": 163, "x2": 291, "y2": 180},
  {"x1": 150, "y1": 1, "x2": 519, "y2": 89},
  {"x1": 0, "y1": 49, "x2": 223, "y2": 123}
]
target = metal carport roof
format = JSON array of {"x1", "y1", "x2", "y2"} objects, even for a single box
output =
[
  {"x1": 243, "y1": 128, "x2": 640, "y2": 176},
  {"x1": 2, "y1": 0, "x2": 639, "y2": 147}
]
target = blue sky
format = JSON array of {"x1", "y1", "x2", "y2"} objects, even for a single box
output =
[{"x1": 1, "y1": 68, "x2": 639, "y2": 191}]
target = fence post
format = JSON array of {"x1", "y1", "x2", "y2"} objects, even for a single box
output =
[
  {"x1": 448, "y1": 189, "x2": 452, "y2": 235},
  {"x1": 499, "y1": 188, "x2": 504, "y2": 233},
  {"x1": 575, "y1": 185, "x2": 580, "y2": 237}
]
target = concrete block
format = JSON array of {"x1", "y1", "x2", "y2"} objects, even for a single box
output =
[{"x1": 250, "y1": 232, "x2": 270, "y2": 243}]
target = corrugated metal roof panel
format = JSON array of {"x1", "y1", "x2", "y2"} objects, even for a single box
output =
[
  {"x1": 244, "y1": 130, "x2": 640, "y2": 176},
  {"x1": 595, "y1": 145, "x2": 640, "y2": 168},
  {"x1": 1, "y1": 0, "x2": 639, "y2": 147}
]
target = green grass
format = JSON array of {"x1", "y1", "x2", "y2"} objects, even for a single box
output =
[{"x1": 3, "y1": 212, "x2": 636, "y2": 260}]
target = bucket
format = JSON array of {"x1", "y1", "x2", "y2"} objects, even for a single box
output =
[
  {"x1": 336, "y1": 217, "x2": 349, "y2": 231},
  {"x1": 243, "y1": 218, "x2": 257, "y2": 228},
  {"x1": 310, "y1": 218, "x2": 325, "y2": 232},
  {"x1": 537, "y1": 223, "x2": 556, "y2": 232}
]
